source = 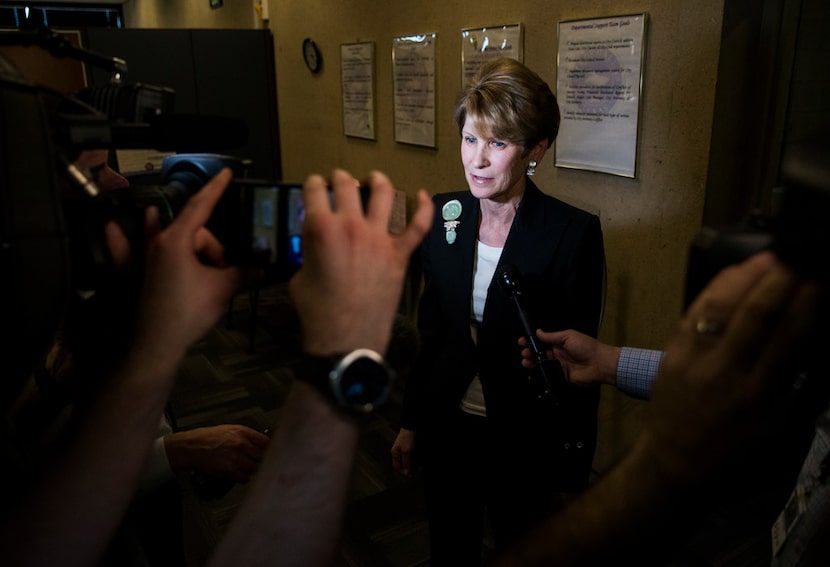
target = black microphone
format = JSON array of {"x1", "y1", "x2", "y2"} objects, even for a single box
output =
[{"x1": 497, "y1": 264, "x2": 558, "y2": 403}]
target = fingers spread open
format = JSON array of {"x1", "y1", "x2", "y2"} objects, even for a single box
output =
[
  {"x1": 302, "y1": 173, "x2": 332, "y2": 217},
  {"x1": 329, "y1": 168, "x2": 362, "y2": 215},
  {"x1": 364, "y1": 170, "x2": 395, "y2": 225}
]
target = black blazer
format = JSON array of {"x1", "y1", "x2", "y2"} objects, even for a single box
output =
[{"x1": 401, "y1": 179, "x2": 605, "y2": 490}]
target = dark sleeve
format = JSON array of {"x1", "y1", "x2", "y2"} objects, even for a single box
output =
[
  {"x1": 559, "y1": 213, "x2": 605, "y2": 338},
  {"x1": 542, "y1": 212, "x2": 605, "y2": 491},
  {"x1": 563, "y1": 213, "x2": 604, "y2": 489}
]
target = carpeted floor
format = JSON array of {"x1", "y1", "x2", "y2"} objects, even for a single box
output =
[{"x1": 168, "y1": 284, "x2": 431, "y2": 566}]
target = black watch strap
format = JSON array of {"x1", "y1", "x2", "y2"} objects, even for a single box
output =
[{"x1": 292, "y1": 348, "x2": 394, "y2": 414}]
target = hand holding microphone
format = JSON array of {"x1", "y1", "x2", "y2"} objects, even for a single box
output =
[{"x1": 497, "y1": 264, "x2": 558, "y2": 404}]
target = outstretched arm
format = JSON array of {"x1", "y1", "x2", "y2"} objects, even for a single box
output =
[
  {"x1": 495, "y1": 251, "x2": 821, "y2": 566},
  {"x1": 520, "y1": 329, "x2": 620, "y2": 387},
  {"x1": 209, "y1": 169, "x2": 432, "y2": 567},
  {"x1": 520, "y1": 330, "x2": 662, "y2": 400}
]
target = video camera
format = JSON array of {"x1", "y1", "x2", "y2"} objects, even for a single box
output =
[
  {"x1": 66, "y1": 152, "x2": 305, "y2": 291},
  {"x1": 0, "y1": 29, "x2": 303, "y2": 401},
  {"x1": 684, "y1": 141, "x2": 830, "y2": 305},
  {"x1": 1, "y1": 28, "x2": 306, "y2": 281}
]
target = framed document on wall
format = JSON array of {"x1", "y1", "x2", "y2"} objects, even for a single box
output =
[
  {"x1": 392, "y1": 33, "x2": 437, "y2": 148},
  {"x1": 555, "y1": 14, "x2": 647, "y2": 178},
  {"x1": 460, "y1": 23, "x2": 523, "y2": 85},
  {"x1": 341, "y1": 42, "x2": 376, "y2": 140}
]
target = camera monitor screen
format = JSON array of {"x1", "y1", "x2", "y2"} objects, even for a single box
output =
[
  {"x1": 248, "y1": 182, "x2": 304, "y2": 278},
  {"x1": 242, "y1": 182, "x2": 305, "y2": 280}
]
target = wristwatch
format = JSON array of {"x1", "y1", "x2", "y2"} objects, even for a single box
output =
[{"x1": 293, "y1": 348, "x2": 394, "y2": 414}]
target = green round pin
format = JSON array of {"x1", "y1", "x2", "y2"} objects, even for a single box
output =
[{"x1": 442, "y1": 199, "x2": 462, "y2": 221}]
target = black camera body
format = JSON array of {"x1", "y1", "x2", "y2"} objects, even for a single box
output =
[
  {"x1": 684, "y1": 142, "x2": 830, "y2": 306},
  {"x1": 0, "y1": 36, "x2": 301, "y2": 401},
  {"x1": 3, "y1": 39, "x2": 303, "y2": 289},
  {"x1": 153, "y1": 154, "x2": 305, "y2": 282},
  {"x1": 66, "y1": 153, "x2": 306, "y2": 291},
  {"x1": 160, "y1": 154, "x2": 304, "y2": 280}
]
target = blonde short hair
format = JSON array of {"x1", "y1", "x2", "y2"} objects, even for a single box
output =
[{"x1": 453, "y1": 57, "x2": 560, "y2": 156}]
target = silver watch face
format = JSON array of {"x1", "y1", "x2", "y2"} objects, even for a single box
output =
[{"x1": 330, "y1": 348, "x2": 392, "y2": 413}]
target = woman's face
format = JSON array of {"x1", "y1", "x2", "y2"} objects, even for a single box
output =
[{"x1": 460, "y1": 116, "x2": 528, "y2": 202}]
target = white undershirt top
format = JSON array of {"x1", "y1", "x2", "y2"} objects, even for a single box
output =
[{"x1": 460, "y1": 241, "x2": 503, "y2": 417}]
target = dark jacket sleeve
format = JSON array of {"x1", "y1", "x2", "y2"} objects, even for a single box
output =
[{"x1": 543, "y1": 211, "x2": 604, "y2": 490}]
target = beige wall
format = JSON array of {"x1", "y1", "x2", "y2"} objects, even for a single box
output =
[
  {"x1": 123, "y1": 0, "x2": 259, "y2": 29},
  {"x1": 125, "y1": 0, "x2": 725, "y2": 472}
]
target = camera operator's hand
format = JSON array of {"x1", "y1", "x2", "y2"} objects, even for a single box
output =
[
  {"x1": 109, "y1": 167, "x2": 246, "y2": 359},
  {"x1": 209, "y1": 170, "x2": 432, "y2": 567},
  {"x1": 289, "y1": 169, "x2": 433, "y2": 356}
]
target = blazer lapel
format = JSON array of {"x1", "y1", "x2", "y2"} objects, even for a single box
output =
[
  {"x1": 432, "y1": 192, "x2": 480, "y2": 314},
  {"x1": 499, "y1": 180, "x2": 568, "y2": 277}
]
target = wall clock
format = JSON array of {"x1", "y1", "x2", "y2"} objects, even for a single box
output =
[{"x1": 303, "y1": 38, "x2": 321, "y2": 73}]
